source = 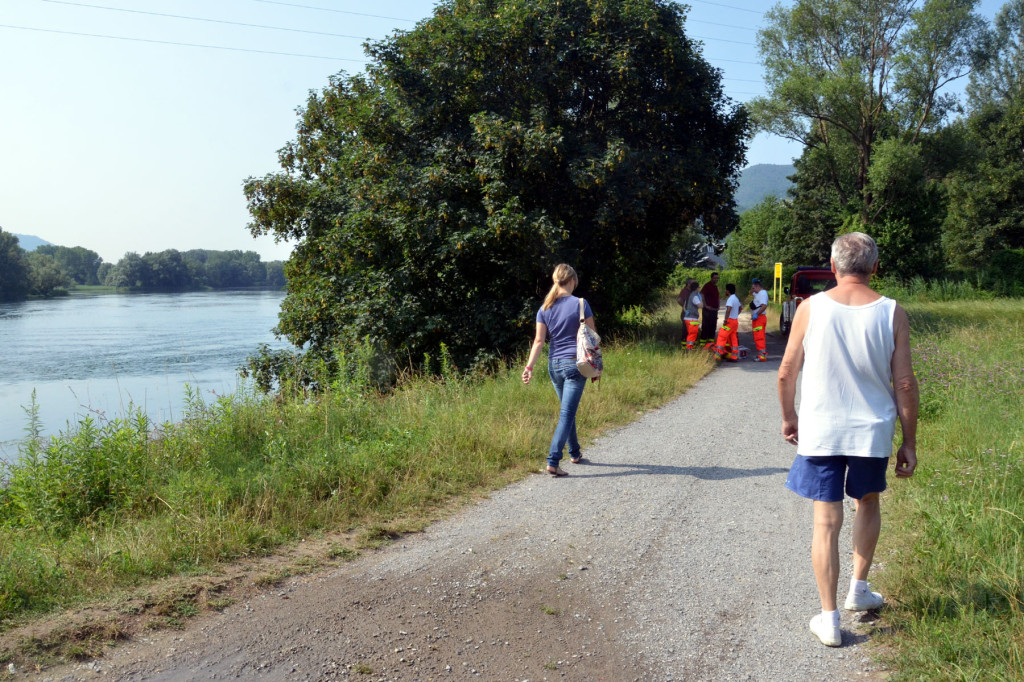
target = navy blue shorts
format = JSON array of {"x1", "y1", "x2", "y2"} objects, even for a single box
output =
[{"x1": 785, "y1": 455, "x2": 889, "y2": 502}]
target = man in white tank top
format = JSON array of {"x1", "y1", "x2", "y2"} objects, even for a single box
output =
[{"x1": 777, "y1": 232, "x2": 920, "y2": 648}]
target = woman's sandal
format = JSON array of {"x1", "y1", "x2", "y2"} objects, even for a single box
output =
[
  {"x1": 570, "y1": 456, "x2": 584, "y2": 464},
  {"x1": 546, "y1": 466, "x2": 569, "y2": 477}
]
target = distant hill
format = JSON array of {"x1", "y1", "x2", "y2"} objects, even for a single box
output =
[
  {"x1": 735, "y1": 164, "x2": 795, "y2": 212},
  {"x1": 12, "y1": 233, "x2": 53, "y2": 251}
]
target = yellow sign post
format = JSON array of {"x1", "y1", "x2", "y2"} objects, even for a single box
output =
[{"x1": 773, "y1": 262, "x2": 783, "y2": 303}]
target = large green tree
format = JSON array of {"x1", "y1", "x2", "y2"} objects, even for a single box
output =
[
  {"x1": 968, "y1": 0, "x2": 1024, "y2": 108},
  {"x1": 0, "y1": 228, "x2": 30, "y2": 300},
  {"x1": 941, "y1": 0, "x2": 1024, "y2": 266},
  {"x1": 245, "y1": 0, "x2": 747, "y2": 368},
  {"x1": 943, "y1": 99, "x2": 1024, "y2": 265},
  {"x1": 34, "y1": 245, "x2": 104, "y2": 285},
  {"x1": 25, "y1": 252, "x2": 71, "y2": 297},
  {"x1": 751, "y1": 0, "x2": 984, "y2": 223}
]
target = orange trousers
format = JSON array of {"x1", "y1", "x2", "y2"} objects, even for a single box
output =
[
  {"x1": 684, "y1": 318, "x2": 700, "y2": 349},
  {"x1": 714, "y1": 318, "x2": 739, "y2": 360},
  {"x1": 751, "y1": 313, "x2": 767, "y2": 356}
]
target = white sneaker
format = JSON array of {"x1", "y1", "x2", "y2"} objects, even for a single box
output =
[
  {"x1": 809, "y1": 613, "x2": 842, "y2": 647},
  {"x1": 844, "y1": 589, "x2": 884, "y2": 611}
]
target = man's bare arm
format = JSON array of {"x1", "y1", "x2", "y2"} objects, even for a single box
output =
[
  {"x1": 891, "y1": 304, "x2": 919, "y2": 477},
  {"x1": 778, "y1": 302, "x2": 809, "y2": 445}
]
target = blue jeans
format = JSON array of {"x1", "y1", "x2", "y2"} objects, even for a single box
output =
[{"x1": 547, "y1": 358, "x2": 587, "y2": 467}]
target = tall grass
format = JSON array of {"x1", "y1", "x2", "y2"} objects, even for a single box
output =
[
  {"x1": 876, "y1": 300, "x2": 1024, "y2": 680},
  {"x1": 874, "y1": 276, "x2": 994, "y2": 302},
  {"x1": 0, "y1": 307, "x2": 712, "y2": 627}
]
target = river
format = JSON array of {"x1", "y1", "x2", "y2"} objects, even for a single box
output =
[{"x1": 0, "y1": 290, "x2": 290, "y2": 463}]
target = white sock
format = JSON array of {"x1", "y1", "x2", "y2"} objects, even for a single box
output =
[
  {"x1": 850, "y1": 578, "x2": 869, "y2": 594},
  {"x1": 821, "y1": 609, "x2": 840, "y2": 626}
]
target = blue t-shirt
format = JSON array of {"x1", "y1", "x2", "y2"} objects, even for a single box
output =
[{"x1": 537, "y1": 296, "x2": 593, "y2": 360}]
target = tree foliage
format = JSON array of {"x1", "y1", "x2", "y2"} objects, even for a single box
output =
[
  {"x1": 102, "y1": 249, "x2": 284, "y2": 290},
  {"x1": 968, "y1": 0, "x2": 1024, "y2": 108},
  {"x1": 244, "y1": 0, "x2": 748, "y2": 369},
  {"x1": 751, "y1": 0, "x2": 984, "y2": 222},
  {"x1": 34, "y1": 245, "x2": 103, "y2": 285},
  {"x1": 0, "y1": 228, "x2": 30, "y2": 300},
  {"x1": 724, "y1": 196, "x2": 793, "y2": 268},
  {"x1": 25, "y1": 252, "x2": 71, "y2": 297},
  {"x1": 943, "y1": 99, "x2": 1024, "y2": 266}
]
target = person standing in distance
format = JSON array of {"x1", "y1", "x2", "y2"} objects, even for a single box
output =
[
  {"x1": 523, "y1": 264, "x2": 598, "y2": 477},
  {"x1": 750, "y1": 278, "x2": 769, "y2": 362},
  {"x1": 713, "y1": 283, "x2": 741, "y2": 361},
  {"x1": 679, "y1": 278, "x2": 702, "y2": 350},
  {"x1": 777, "y1": 232, "x2": 919, "y2": 647},
  {"x1": 700, "y1": 272, "x2": 721, "y2": 344}
]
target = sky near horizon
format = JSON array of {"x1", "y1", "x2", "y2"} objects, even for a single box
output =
[{"x1": 0, "y1": 0, "x2": 1007, "y2": 265}]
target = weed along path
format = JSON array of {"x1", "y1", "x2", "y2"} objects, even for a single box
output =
[{"x1": 28, "y1": 335, "x2": 888, "y2": 681}]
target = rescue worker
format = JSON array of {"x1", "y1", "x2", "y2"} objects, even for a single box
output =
[
  {"x1": 700, "y1": 272, "x2": 720, "y2": 343},
  {"x1": 714, "y1": 283, "x2": 741, "y2": 361},
  {"x1": 750, "y1": 278, "x2": 769, "y2": 362},
  {"x1": 680, "y1": 278, "x2": 702, "y2": 349}
]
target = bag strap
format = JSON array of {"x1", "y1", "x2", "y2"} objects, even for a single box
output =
[{"x1": 578, "y1": 298, "x2": 586, "y2": 324}]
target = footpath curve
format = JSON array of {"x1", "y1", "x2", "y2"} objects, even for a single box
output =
[{"x1": 35, "y1": 334, "x2": 888, "y2": 681}]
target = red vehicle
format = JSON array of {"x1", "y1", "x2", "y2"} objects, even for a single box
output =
[{"x1": 779, "y1": 267, "x2": 837, "y2": 336}]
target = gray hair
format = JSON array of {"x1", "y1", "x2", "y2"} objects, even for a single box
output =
[{"x1": 831, "y1": 232, "x2": 878, "y2": 276}]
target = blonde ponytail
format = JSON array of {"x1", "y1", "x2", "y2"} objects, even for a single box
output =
[{"x1": 541, "y1": 264, "x2": 578, "y2": 310}]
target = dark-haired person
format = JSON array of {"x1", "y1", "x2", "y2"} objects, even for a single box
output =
[
  {"x1": 713, "y1": 283, "x2": 741, "y2": 361},
  {"x1": 522, "y1": 264, "x2": 598, "y2": 477},
  {"x1": 778, "y1": 232, "x2": 919, "y2": 647},
  {"x1": 700, "y1": 271, "x2": 721, "y2": 343}
]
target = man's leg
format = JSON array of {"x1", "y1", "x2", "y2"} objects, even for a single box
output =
[
  {"x1": 851, "y1": 493, "x2": 881, "y2": 581},
  {"x1": 812, "y1": 500, "x2": 844, "y2": 611},
  {"x1": 844, "y1": 492, "x2": 885, "y2": 611}
]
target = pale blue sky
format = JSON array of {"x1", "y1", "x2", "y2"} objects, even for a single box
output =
[{"x1": 0, "y1": 0, "x2": 1007, "y2": 264}]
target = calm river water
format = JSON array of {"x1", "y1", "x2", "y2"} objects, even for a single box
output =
[{"x1": 0, "y1": 290, "x2": 290, "y2": 462}]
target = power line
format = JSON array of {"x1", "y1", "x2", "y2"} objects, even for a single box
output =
[
  {"x1": 687, "y1": 0, "x2": 764, "y2": 15},
  {"x1": 39, "y1": 0, "x2": 374, "y2": 40},
  {"x1": 693, "y1": 34, "x2": 754, "y2": 46},
  {"x1": 249, "y1": 0, "x2": 415, "y2": 23},
  {"x1": 688, "y1": 18, "x2": 757, "y2": 32},
  {"x1": 0, "y1": 23, "x2": 364, "y2": 60},
  {"x1": 709, "y1": 57, "x2": 761, "y2": 66}
]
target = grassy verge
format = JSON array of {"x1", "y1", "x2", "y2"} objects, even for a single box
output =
[
  {"x1": 0, "y1": 310, "x2": 712, "y2": 632},
  {"x1": 875, "y1": 300, "x2": 1024, "y2": 680}
]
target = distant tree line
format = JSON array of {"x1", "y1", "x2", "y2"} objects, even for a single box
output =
[{"x1": 0, "y1": 229, "x2": 285, "y2": 300}]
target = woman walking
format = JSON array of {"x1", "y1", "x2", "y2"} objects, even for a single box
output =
[{"x1": 522, "y1": 264, "x2": 598, "y2": 477}]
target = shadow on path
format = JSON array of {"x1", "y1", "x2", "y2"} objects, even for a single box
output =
[{"x1": 569, "y1": 461, "x2": 789, "y2": 480}]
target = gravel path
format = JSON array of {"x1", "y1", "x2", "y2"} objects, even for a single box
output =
[{"x1": 34, "y1": 334, "x2": 889, "y2": 681}]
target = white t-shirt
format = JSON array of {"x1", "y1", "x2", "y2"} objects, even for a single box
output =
[
  {"x1": 752, "y1": 289, "x2": 769, "y2": 317},
  {"x1": 797, "y1": 293, "x2": 898, "y2": 458},
  {"x1": 724, "y1": 294, "x2": 741, "y2": 320},
  {"x1": 684, "y1": 292, "x2": 702, "y2": 320}
]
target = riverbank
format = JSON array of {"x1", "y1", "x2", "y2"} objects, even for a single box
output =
[
  {"x1": 0, "y1": 317, "x2": 714, "y2": 626},
  {"x1": 2, "y1": 299, "x2": 1021, "y2": 679},
  {"x1": 13, "y1": 332, "x2": 887, "y2": 681}
]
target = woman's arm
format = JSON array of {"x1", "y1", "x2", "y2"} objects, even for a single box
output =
[{"x1": 522, "y1": 322, "x2": 548, "y2": 384}]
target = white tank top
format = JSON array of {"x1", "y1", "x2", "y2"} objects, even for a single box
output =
[{"x1": 798, "y1": 293, "x2": 897, "y2": 458}]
